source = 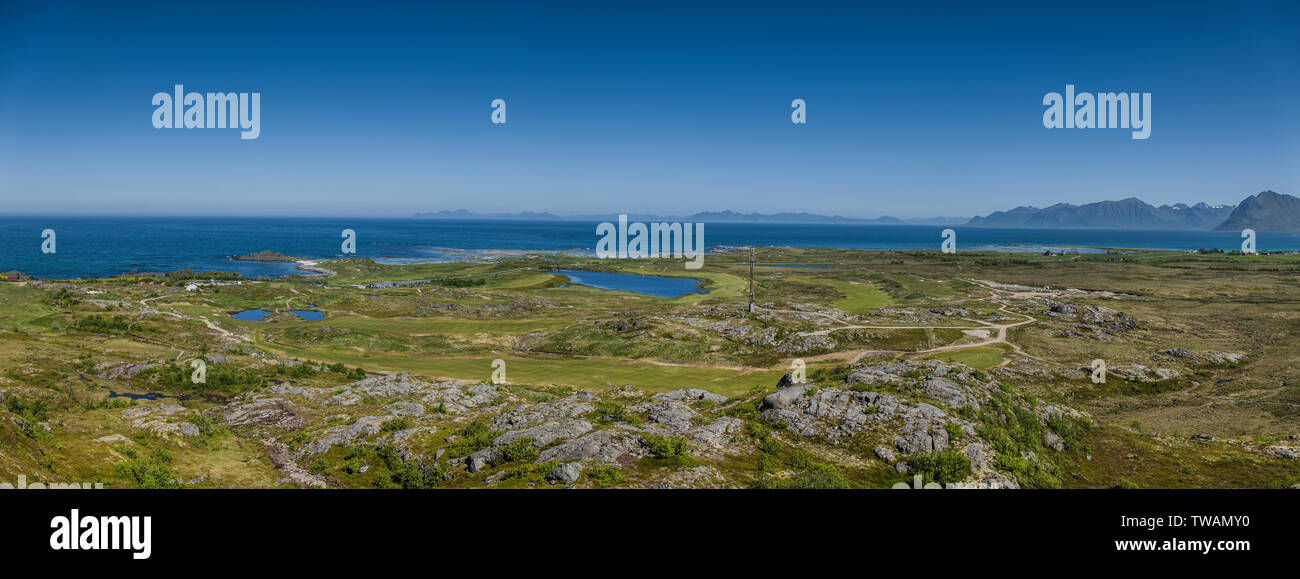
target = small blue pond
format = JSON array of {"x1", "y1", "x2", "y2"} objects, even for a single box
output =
[
  {"x1": 231, "y1": 309, "x2": 272, "y2": 321},
  {"x1": 232, "y1": 309, "x2": 324, "y2": 321},
  {"x1": 548, "y1": 269, "x2": 706, "y2": 298}
]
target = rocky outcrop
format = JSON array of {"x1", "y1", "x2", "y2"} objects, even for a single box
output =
[
  {"x1": 644, "y1": 401, "x2": 698, "y2": 430},
  {"x1": 467, "y1": 419, "x2": 594, "y2": 472},
  {"x1": 1156, "y1": 349, "x2": 1246, "y2": 366},
  {"x1": 301, "y1": 415, "x2": 393, "y2": 456},
  {"x1": 536, "y1": 428, "x2": 646, "y2": 465},
  {"x1": 491, "y1": 392, "x2": 596, "y2": 431},
  {"x1": 644, "y1": 465, "x2": 729, "y2": 489},
  {"x1": 757, "y1": 359, "x2": 1088, "y2": 488},
  {"x1": 265, "y1": 440, "x2": 330, "y2": 489},
  {"x1": 95, "y1": 362, "x2": 155, "y2": 381},
  {"x1": 215, "y1": 396, "x2": 303, "y2": 431},
  {"x1": 123, "y1": 404, "x2": 200, "y2": 438},
  {"x1": 546, "y1": 462, "x2": 582, "y2": 484},
  {"x1": 653, "y1": 388, "x2": 727, "y2": 404}
]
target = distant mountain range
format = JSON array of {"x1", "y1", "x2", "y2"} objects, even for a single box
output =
[
  {"x1": 412, "y1": 209, "x2": 967, "y2": 225},
  {"x1": 967, "y1": 198, "x2": 1235, "y2": 230},
  {"x1": 1215, "y1": 191, "x2": 1300, "y2": 232},
  {"x1": 415, "y1": 191, "x2": 1300, "y2": 232},
  {"x1": 968, "y1": 191, "x2": 1300, "y2": 232}
]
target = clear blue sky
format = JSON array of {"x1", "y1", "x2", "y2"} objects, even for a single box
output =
[{"x1": 1, "y1": 0, "x2": 1296, "y2": 218}]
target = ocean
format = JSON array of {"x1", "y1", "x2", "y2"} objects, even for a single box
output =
[{"x1": 1, "y1": 216, "x2": 1295, "y2": 279}]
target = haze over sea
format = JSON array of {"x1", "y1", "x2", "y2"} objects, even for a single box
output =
[{"x1": 1, "y1": 216, "x2": 1295, "y2": 280}]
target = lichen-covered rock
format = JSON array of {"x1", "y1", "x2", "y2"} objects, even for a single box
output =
[
  {"x1": 469, "y1": 418, "x2": 596, "y2": 472},
  {"x1": 920, "y1": 377, "x2": 980, "y2": 410},
  {"x1": 653, "y1": 388, "x2": 727, "y2": 404},
  {"x1": 492, "y1": 394, "x2": 597, "y2": 431},
  {"x1": 421, "y1": 382, "x2": 502, "y2": 414},
  {"x1": 384, "y1": 401, "x2": 426, "y2": 417},
  {"x1": 215, "y1": 396, "x2": 303, "y2": 431},
  {"x1": 536, "y1": 428, "x2": 646, "y2": 465},
  {"x1": 546, "y1": 462, "x2": 582, "y2": 484},
  {"x1": 644, "y1": 401, "x2": 698, "y2": 431},
  {"x1": 688, "y1": 417, "x2": 744, "y2": 452},
  {"x1": 301, "y1": 415, "x2": 392, "y2": 456},
  {"x1": 123, "y1": 404, "x2": 200, "y2": 438}
]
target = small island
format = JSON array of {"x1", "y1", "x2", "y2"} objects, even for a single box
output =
[{"x1": 230, "y1": 250, "x2": 298, "y2": 262}]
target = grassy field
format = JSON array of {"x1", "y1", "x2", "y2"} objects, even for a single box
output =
[
  {"x1": 789, "y1": 276, "x2": 894, "y2": 312},
  {"x1": 924, "y1": 343, "x2": 1011, "y2": 369},
  {"x1": 256, "y1": 337, "x2": 781, "y2": 396},
  {"x1": 234, "y1": 314, "x2": 574, "y2": 336},
  {"x1": 3, "y1": 248, "x2": 1299, "y2": 489}
]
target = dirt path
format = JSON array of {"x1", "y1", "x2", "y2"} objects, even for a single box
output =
[
  {"x1": 758, "y1": 293, "x2": 1046, "y2": 368},
  {"x1": 143, "y1": 308, "x2": 246, "y2": 343}
]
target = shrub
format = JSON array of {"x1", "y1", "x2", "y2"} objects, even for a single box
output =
[
  {"x1": 381, "y1": 417, "x2": 412, "y2": 432},
  {"x1": 503, "y1": 460, "x2": 559, "y2": 481},
  {"x1": 995, "y1": 452, "x2": 1030, "y2": 476},
  {"x1": 342, "y1": 458, "x2": 363, "y2": 474},
  {"x1": 588, "y1": 401, "x2": 637, "y2": 426},
  {"x1": 141, "y1": 362, "x2": 264, "y2": 394},
  {"x1": 907, "y1": 451, "x2": 972, "y2": 485},
  {"x1": 114, "y1": 448, "x2": 181, "y2": 489},
  {"x1": 497, "y1": 437, "x2": 539, "y2": 463},
  {"x1": 286, "y1": 363, "x2": 317, "y2": 379},
  {"x1": 1047, "y1": 414, "x2": 1091, "y2": 451},
  {"x1": 376, "y1": 444, "x2": 444, "y2": 489},
  {"x1": 587, "y1": 465, "x2": 622, "y2": 487},
  {"x1": 643, "y1": 434, "x2": 690, "y2": 459},
  {"x1": 445, "y1": 420, "x2": 500, "y2": 457},
  {"x1": 787, "y1": 464, "x2": 852, "y2": 489},
  {"x1": 2, "y1": 395, "x2": 51, "y2": 439},
  {"x1": 76, "y1": 314, "x2": 130, "y2": 334},
  {"x1": 944, "y1": 422, "x2": 963, "y2": 442}
]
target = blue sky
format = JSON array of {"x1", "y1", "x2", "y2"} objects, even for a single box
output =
[{"x1": 1, "y1": 0, "x2": 1297, "y2": 218}]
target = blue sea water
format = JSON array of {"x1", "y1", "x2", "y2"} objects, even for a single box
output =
[
  {"x1": 1, "y1": 216, "x2": 1295, "y2": 279},
  {"x1": 549, "y1": 269, "x2": 706, "y2": 298}
]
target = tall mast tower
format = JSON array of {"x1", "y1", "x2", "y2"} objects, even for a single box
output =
[{"x1": 748, "y1": 247, "x2": 755, "y2": 314}]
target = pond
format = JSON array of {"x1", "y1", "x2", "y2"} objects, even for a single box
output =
[
  {"x1": 231, "y1": 309, "x2": 272, "y2": 321},
  {"x1": 232, "y1": 309, "x2": 324, "y2": 321},
  {"x1": 548, "y1": 269, "x2": 705, "y2": 298},
  {"x1": 108, "y1": 390, "x2": 161, "y2": 401}
]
